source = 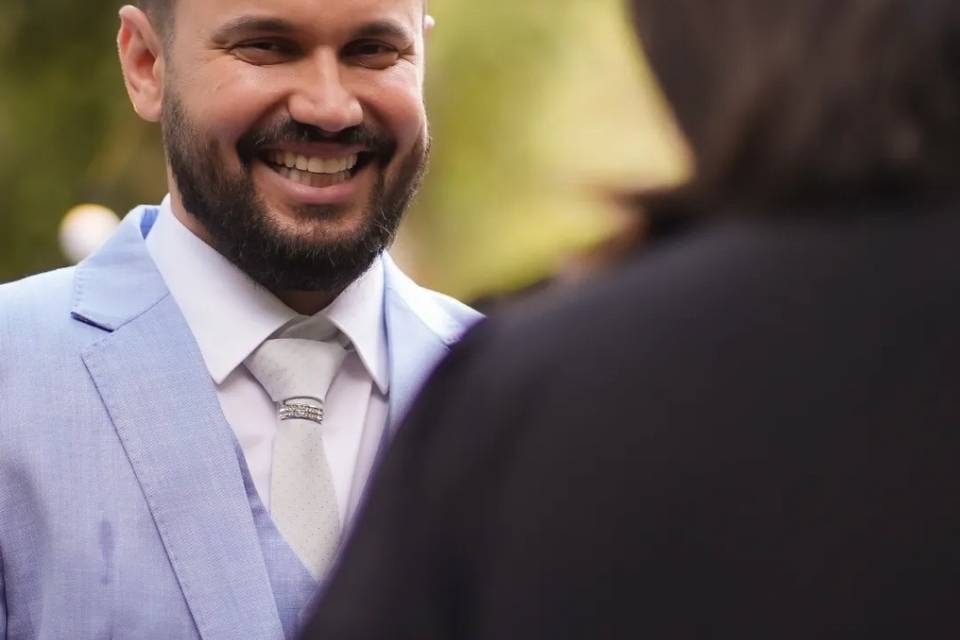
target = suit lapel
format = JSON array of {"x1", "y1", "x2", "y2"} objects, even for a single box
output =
[
  {"x1": 382, "y1": 255, "x2": 465, "y2": 435},
  {"x1": 75, "y1": 208, "x2": 284, "y2": 640}
]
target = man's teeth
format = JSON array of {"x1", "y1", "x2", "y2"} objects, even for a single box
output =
[
  {"x1": 271, "y1": 151, "x2": 359, "y2": 175},
  {"x1": 274, "y1": 165, "x2": 351, "y2": 187}
]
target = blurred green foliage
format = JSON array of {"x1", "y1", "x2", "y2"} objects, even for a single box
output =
[{"x1": 0, "y1": 0, "x2": 687, "y2": 298}]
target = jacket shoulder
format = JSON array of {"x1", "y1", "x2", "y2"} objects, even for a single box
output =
[
  {"x1": 0, "y1": 267, "x2": 76, "y2": 327},
  {"x1": 0, "y1": 266, "x2": 105, "y2": 367}
]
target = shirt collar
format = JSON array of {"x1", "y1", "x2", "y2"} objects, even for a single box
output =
[
  {"x1": 322, "y1": 258, "x2": 389, "y2": 393},
  {"x1": 145, "y1": 196, "x2": 388, "y2": 392}
]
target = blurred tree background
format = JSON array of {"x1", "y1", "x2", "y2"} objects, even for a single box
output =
[{"x1": 0, "y1": 0, "x2": 688, "y2": 300}]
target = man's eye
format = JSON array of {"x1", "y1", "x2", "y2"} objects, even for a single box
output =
[
  {"x1": 347, "y1": 41, "x2": 401, "y2": 69},
  {"x1": 246, "y1": 41, "x2": 281, "y2": 51},
  {"x1": 233, "y1": 41, "x2": 294, "y2": 64}
]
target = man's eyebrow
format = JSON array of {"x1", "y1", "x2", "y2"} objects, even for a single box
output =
[
  {"x1": 210, "y1": 16, "x2": 416, "y2": 44},
  {"x1": 351, "y1": 20, "x2": 415, "y2": 41},
  {"x1": 211, "y1": 16, "x2": 298, "y2": 42}
]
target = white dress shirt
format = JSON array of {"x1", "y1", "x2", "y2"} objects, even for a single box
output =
[{"x1": 145, "y1": 196, "x2": 389, "y2": 527}]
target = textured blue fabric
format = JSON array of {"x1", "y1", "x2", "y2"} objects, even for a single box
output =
[
  {"x1": 0, "y1": 206, "x2": 482, "y2": 639},
  {"x1": 236, "y1": 451, "x2": 318, "y2": 640}
]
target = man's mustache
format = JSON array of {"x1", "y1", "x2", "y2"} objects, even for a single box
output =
[{"x1": 238, "y1": 119, "x2": 395, "y2": 162}]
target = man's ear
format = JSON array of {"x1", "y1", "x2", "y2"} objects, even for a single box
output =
[
  {"x1": 117, "y1": 5, "x2": 165, "y2": 123},
  {"x1": 424, "y1": 14, "x2": 436, "y2": 37}
]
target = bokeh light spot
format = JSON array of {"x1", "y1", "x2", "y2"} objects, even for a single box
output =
[{"x1": 59, "y1": 204, "x2": 120, "y2": 264}]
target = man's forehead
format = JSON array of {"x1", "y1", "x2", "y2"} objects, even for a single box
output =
[
  {"x1": 176, "y1": 0, "x2": 425, "y2": 30},
  {"x1": 168, "y1": 0, "x2": 426, "y2": 38}
]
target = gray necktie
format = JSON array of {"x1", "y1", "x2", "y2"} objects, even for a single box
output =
[{"x1": 246, "y1": 335, "x2": 348, "y2": 580}]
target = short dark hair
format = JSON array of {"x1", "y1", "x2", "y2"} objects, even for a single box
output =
[
  {"x1": 630, "y1": 0, "x2": 960, "y2": 212},
  {"x1": 136, "y1": 0, "x2": 174, "y2": 34}
]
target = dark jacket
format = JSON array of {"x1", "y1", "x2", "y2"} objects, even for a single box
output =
[{"x1": 304, "y1": 204, "x2": 960, "y2": 639}]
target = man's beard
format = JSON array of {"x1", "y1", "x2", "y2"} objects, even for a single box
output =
[{"x1": 161, "y1": 94, "x2": 428, "y2": 293}]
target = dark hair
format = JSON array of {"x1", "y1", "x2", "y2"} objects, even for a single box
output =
[
  {"x1": 630, "y1": 0, "x2": 960, "y2": 212},
  {"x1": 136, "y1": 0, "x2": 174, "y2": 33}
]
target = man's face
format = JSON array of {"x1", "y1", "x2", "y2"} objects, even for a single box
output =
[{"x1": 160, "y1": 0, "x2": 429, "y2": 292}]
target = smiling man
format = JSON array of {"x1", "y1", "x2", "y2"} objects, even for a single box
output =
[{"x1": 0, "y1": 0, "x2": 479, "y2": 638}]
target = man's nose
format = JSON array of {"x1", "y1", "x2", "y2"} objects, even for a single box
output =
[{"x1": 287, "y1": 51, "x2": 363, "y2": 133}]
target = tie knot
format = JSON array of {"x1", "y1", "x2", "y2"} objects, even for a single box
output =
[{"x1": 246, "y1": 337, "x2": 348, "y2": 412}]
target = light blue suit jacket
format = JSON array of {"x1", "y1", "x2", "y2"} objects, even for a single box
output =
[{"x1": 0, "y1": 206, "x2": 481, "y2": 639}]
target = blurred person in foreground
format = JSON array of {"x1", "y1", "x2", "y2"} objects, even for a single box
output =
[
  {"x1": 304, "y1": 0, "x2": 960, "y2": 637},
  {"x1": 0, "y1": 0, "x2": 480, "y2": 637}
]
